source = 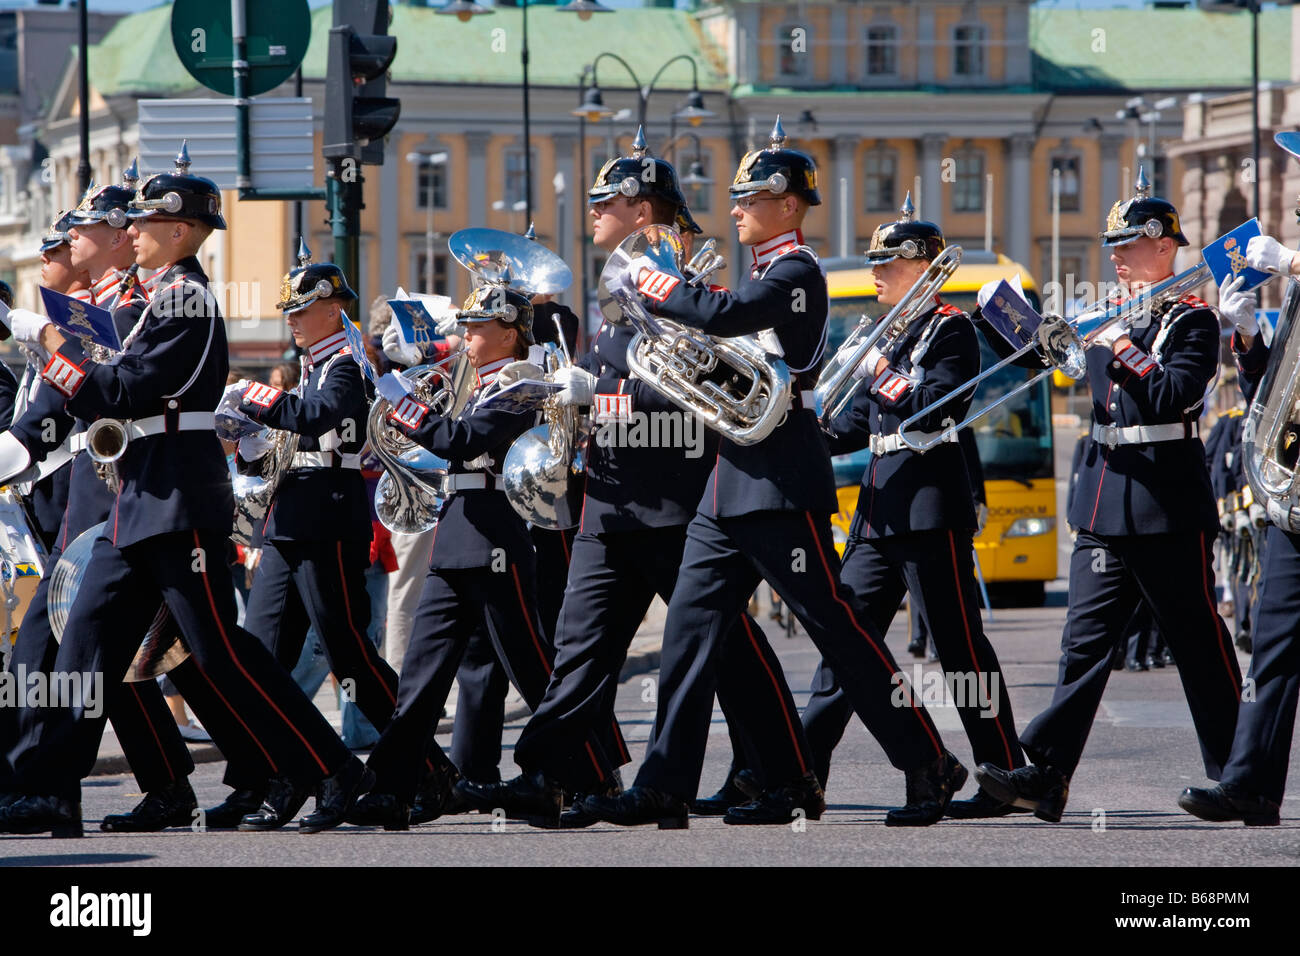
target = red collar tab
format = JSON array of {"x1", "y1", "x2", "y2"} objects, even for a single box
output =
[{"x1": 750, "y1": 230, "x2": 804, "y2": 270}]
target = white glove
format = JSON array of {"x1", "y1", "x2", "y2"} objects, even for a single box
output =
[
  {"x1": 433, "y1": 309, "x2": 461, "y2": 337},
  {"x1": 625, "y1": 255, "x2": 657, "y2": 290},
  {"x1": 1218, "y1": 275, "x2": 1258, "y2": 337},
  {"x1": 376, "y1": 371, "x2": 414, "y2": 405},
  {"x1": 976, "y1": 501, "x2": 989, "y2": 535},
  {"x1": 382, "y1": 322, "x2": 422, "y2": 367},
  {"x1": 497, "y1": 360, "x2": 545, "y2": 387},
  {"x1": 8, "y1": 308, "x2": 51, "y2": 349},
  {"x1": 238, "y1": 431, "x2": 273, "y2": 461},
  {"x1": 851, "y1": 346, "x2": 885, "y2": 381},
  {"x1": 1091, "y1": 319, "x2": 1130, "y2": 351},
  {"x1": 1246, "y1": 234, "x2": 1298, "y2": 275},
  {"x1": 0, "y1": 431, "x2": 33, "y2": 485},
  {"x1": 552, "y1": 366, "x2": 596, "y2": 407}
]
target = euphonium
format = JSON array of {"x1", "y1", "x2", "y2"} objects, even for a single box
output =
[
  {"x1": 1243, "y1": 276, "x2": 1300, "y2": 532},
  {"x1": 367, "y1": 352, "x2": 474, "y2": 534},
  {"x1": 230, "y1": 427, "x2": 301, "y2": 547},
  {"x1": 813, "y1": 244, "x2": 963, "y2": 425},
  {"x1": 599, "y1": 224, "x2": 793, "y2": 446}
]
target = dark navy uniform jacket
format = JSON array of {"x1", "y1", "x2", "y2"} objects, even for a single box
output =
[
  {"x1": 40, "y1": 256, "x2": 234, "y2": 548},
  {"x1": 826, "y1": 301, "x2": 979, "y2": 538},
  {"x1": 1233, "y1": 331, "x2": 1269, "y2": 403},
  {"x1": 10, "y1": 271, "x2": 148, "y2": 551},
  {"x1": 1066, "y1": 295, "x2": 1220, "y2": 536},
  {"x1": 0, "y1": 362, "x2": 16, "y2": 427},
  {"x1": 574, "y1": 315, "x2": 720, "y2": 533},
  {"x1": 1205, "y1": 409, "x2": 1246, "y2": 507},
  {"x1": 642, "y1": 229, "x2": 838, "y2": 519},
  {"x1": 385, "y1": 357, "x2": 537, "y2": 570},
  {"x1": 238, "y1": 329, "x2": 371, "y2": 543}
]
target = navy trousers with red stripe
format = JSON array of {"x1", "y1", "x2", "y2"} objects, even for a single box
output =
[
  {"x1": 635, "y1": 511, "x2": 946, "y2": 800},
  {"x1": 802, "y1": 529, "x2": 1024, "y2": 788},
  {"x1": 1021, "y1": 530, "x2": 1242, "y2": 778},
  {"x1": 197, "y1": 538, "x2": 399, "y2": 790},
  {"x1": 365, "y1": 555, "x2": 617, "y2": 802},
  {"x1": 2, "y1": 543, "x2": 194, "y2": 796},
  {"x1": 513, "y1": 526, "x2": 796, "y2": 792},
  {"x1": 1221, "y1": 524, "x2": 1300, "y2": 804},
  {"x1": 10, "y1": 530, "x2": 353, "y2": 801}
]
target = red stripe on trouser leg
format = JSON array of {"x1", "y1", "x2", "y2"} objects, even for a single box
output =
[
  {"x1": 191, "y1": 657, "x2": 278, "y2": 772},
  {"x1": 127, "y1": 682, "x2": 174, "y2": 781},
  {"x1": 336, "y1": 541, "x2": 397, "y2": 706},
  {"x1": 802, "y1": 512, "x2": 943, "y2": 757},
  {"x1": 740, "y1": 613, "x2": 808, "y2": 776},
  {"x1": 1199, "y1": 531, "x2": 1244, "y2": 702},
  {"x1": 193, "y1": 531, "x2": 329, "y2": 774},
  {"x1": 946, "y1": 530, "x2": 1016, "y2": 769}
]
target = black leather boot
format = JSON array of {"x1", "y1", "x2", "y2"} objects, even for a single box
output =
[
  {"x1": 457, "y1": 770, "x2": 563, "y2": 822},
  {"x1": 202, "y1": 789, "x2": 265, "y2": 829},
  {"x1": 690, "y1": 765, "x2": 753, "y2": 816},
  {"x1": 347, "y1": 791, "x2": 411, "y2": 830},
  {"x1": 101, "y1": 778, "x2": 198, "y2": 832},
  {"x1": 975, "y1": 762, "x2": 1070, "y2": 823},
  {"x1": 885, "y1": 751, "x2": 968, "y2": 827},
  {"x1": 300, "y1": 757, "x2": 375, "y2": 833},
  {"x1": 724, "y1": 772, "x2": 826, "y2": 825},
  {"x1": 1178, "y1": 784, "x2": 1279, "y2": 826},
  {"x1": 945, "y1": 786, "x2": 1031, "y2": 819},
  {"x1": 0, "y1": 795, "x2": 83, "y2": 838},
  {"x1": 238, "y1": 775, "x2": 310, "y2": 831},
  {"x1": 579, "y1": 785, "x2": 689, "y2": 829}
]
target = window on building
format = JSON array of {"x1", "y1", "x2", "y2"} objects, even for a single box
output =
[
  {"x1": 863, "y1": 149, "x2": 897, "y2": 212},
  {"x1": 412, "y1": 250, "x2": 449, "y2": 296},
  {"x1": 952, "y1": 150, "x2": 985, "y2": 213},
  {"x1": 865, "y1": 25, "x2": 898, "y2": 77},
  {"x1": 953, "y1": 24, "x2": 986, "y2": 78},
  {"x1": 1049, "y1": 155, "x2": 1081, "y2": 212},
  {"x1": 416, "y1": 161, "x2": 448, "y2": 210},
  {"x1": 504, "y1": 148, "x2": 536, "y2": 207},
  {"x1": 777, "y1": 24, "x2": 809, "y2": 80}
]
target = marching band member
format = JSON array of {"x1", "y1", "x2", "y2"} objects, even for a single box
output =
[
  {"x1": 0, "y1": 179, "x2": 199, "y2": 830},
  {"x1": 190, "y1": 243, "x2": 404, "y2": 830},
  {"x1": 976, "y1": 173, "x2": 1242, "y2": 821},
  {"x1": 348, "y1": 284, "x2": 615, "y2": 829},
  {"x1": 1178, "y1": 230, "x2": 1300, "y2": 826},
  {"x1": 802, "y1": 198, "x2": 1025, "y2": 815},
  {"x1": 583, "y1": 120, "x2": 962, "y2": 829},
  {"x1": 0, "y1": 146, "x2": 371, "y2": 837}
]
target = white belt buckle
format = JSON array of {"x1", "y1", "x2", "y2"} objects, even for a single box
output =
[{"x1": 1100, "y1": 424, "x2": 1119, "y2": 449}]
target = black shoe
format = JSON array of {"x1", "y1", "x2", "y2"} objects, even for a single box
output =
[
  {"x1": 300, "y1": 757, "x2": 374, "y2": 834},
  {"x1": 0, "y1": 795, "x2": 83, "y2": 838},
  {"x1": 347, "y1": 791, "x2": 410, "y2": 830},
  {"x1": 539, "y1": 774, "x2": 625, "y2": 830},
  {"x1": 0, "y1": 792, "x2": 20, "y2": 811},
  {"x1": 580, "y1": 785, "x2": 689, "y2": 829},
  {"x1": 101, "y1": 778, "x2": 198, "y2": 832},
  {"x1": 1125, "y1": 659, "x2": 1148, "y2": 672},
  {"x1": 202, "y1": 789, "x2": 265, "y2": 830},
  {"x1": 945, "y1": 785, "x2": 1032, "y2": 819},
  {"x1": 1160, "y1": 648, "x2": 1177, "y2": 666},
  {"x1": 1146, "y1": 654, "x2": 1164, "y2": 670},
  {"x1": 975, "y1": 762, "x2": 1069, "y2": 823},
  {"x1": 411, "y1": 764, "x2": 463, "y2": 824},
  {"x1": 1178, "y1": 784, "x2": 1279, "y2": 827},
  {"x1": 906, "y1": 637, "x2": 926, "y2": 659},
  {"x1": 456, "y1": 770, "x2": 563, "y2": 822},
  {"x1": 885, "y1": 751, "x2": 968, "y2": 827},
  {"x1": 691, "y1": 768, "x2": 753, "y2": 816},
  {"x1": 1235, "y1": 631, "x2": 1252, "y2": 654},
  {"x1": 724, "y1": 772, "x2": 825, "y2": 825},
  {"x1": 239, "y1": 775, "x2": 310, "y2": 831}
]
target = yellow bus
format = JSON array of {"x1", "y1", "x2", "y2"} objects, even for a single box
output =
[{"x1": 824, "y1": 250, "x2": 1057, "y2": 606}]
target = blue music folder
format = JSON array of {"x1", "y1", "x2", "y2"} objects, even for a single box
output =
[
  {"x1": 38, "y1": 287, "x2": 120, "y2": 351},
  {"x1": 387, "y1": 289, "x2": 453, "y2": 349},
  {"x1": 1203, "y1": 219, "x2": 1272, "y2": 293},
  {"x1": 341, "y1": 310, "x2": 378, "y2": 385},
  {"x1": 979, "y1": 279, "x2": 1044, "y2": 351}
]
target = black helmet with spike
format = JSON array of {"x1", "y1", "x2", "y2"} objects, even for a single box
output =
[
  {"x1": 730, "y1": 116, "x2": 821, "y2": 206},
  {"x1": 39, "y1": 209, "x2": 78, "y2": 254},
  {"x1": 276, "y1": 237, "x2": 358, "y2": 314},
  {"x1": 864, "y1": 192, "x2": 945, "y2": 264},
  {"x1": 1100, "y1": 166, "x2": 1188, "y2": 247},
  {"x1": 588, "y1": 126, "x2": 694, "y2": 222},
  {"x1": 128, "y1": 141, "x2": 227, "y2": 230}
]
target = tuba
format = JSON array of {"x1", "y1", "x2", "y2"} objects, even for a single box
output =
[
  {"x1": 368, "y1": 353, "x2": 474, "y2": 534},
  {"x1": 1243, "y1": 276, "x2": 1300, "y2": 531},
  {"x1": 225, "y1": 424, "x2": 301, "y2": 548},
  {"x1": 814, "y1": 244, "x2": 963, "y2": 425},
  {"x1": 599, "y1": 224, "x2": 792, "y2": 446},
  {"x1": 48, "y1": 522, "x2": 188, "y2": 680},
  {"x1": 443, "y1": 226, "x2": 585, "y2": 530}
]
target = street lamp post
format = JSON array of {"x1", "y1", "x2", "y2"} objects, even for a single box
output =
[
  {"x1": 406, "y1": 151, "x2": 449, "y2": 294},
  {"x1": 573, "y1": 52, "x2": 715, "y2": 150}
]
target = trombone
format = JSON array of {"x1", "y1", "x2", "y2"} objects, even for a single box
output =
[{"x1": 892, "y1": 255, "x2": 1220, "y2": 454}]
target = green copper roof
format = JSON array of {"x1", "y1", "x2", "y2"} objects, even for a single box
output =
[
  {"x1": 87, "y1": 2, "x2": 728, "y2": 97},
  {"x1": 1029, "y1": 6, "x2": 1291, "y2": 91}
]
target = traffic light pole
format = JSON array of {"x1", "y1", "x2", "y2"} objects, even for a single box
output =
[{"x1": 327, "y1": 162, "x2": 363, "y2": 313}]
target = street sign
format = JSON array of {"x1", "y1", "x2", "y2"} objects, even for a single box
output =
[
  {"x1": 171, "y1": 0, "x2": 311, "y2": 97},
  {"x1": 138, "y1": 98, "x2": 316, "y2": 192}
]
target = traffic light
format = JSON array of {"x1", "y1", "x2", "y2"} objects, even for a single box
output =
[{"x1": 323, "y1": 0, "x2": 400, "y2": 165}]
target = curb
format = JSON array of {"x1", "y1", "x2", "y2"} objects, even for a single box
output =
[{"x1": 89, "y1": 640, "x2": 665, "y2": 777}]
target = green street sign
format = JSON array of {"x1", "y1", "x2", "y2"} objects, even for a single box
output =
[{"x1": 171, "y1": 0, "x2": 311, "y2": 97}]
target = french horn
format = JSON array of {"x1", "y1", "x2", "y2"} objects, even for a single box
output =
[{"x1": 599, "y1": 224, "x2": 793, "y2": 446}]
